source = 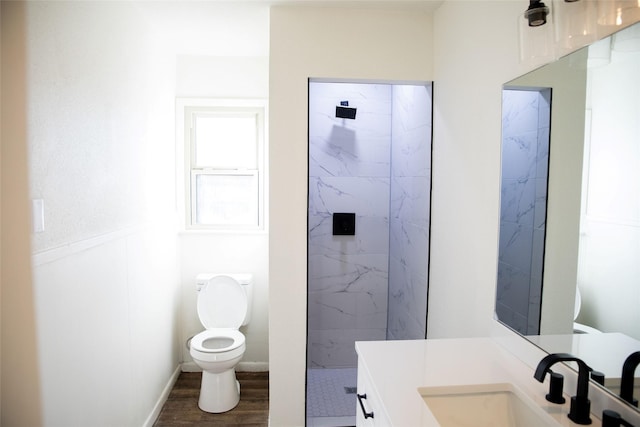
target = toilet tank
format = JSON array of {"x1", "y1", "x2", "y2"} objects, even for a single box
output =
[{"x1": 195, "y1": 273, "x2": 254, "y2": 326}]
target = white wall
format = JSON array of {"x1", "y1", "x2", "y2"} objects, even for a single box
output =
[
  {"x1": 429, "y1": 1, "x2": 536, "y2": 342},
  {"x1": 27, "y1": 1, "x2": 162, "y2": 251},
  {"x1": 2, "y1": 2, "x2": 272, "y2": 425},
  {"x1": 269, "y1": 6, "x2": 435, "y2": 425},
  {"x1": 175, "y1": 55, "x2": 270, "y2": 371},
  {"x1": 151, "y1": 1, "x2": 272, "y2": 372},
  {"x1": 22, "y1": 2, "x2": 180, "y2": 426},
  {"x1": 578, "y1": 49, "x2": 640, "y2": 339},
  {"x1": 269, "y1": 1, "x2": 591, "y2": 424}
]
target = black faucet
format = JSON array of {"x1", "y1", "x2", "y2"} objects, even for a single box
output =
[
  {"x1": 534, "y1": 353, "x2": 594, "y2": 425},
  {"x1": 620, "y1": 351, "x2": 640, "y2": 407}
]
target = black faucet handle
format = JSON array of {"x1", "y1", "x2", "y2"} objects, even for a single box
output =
[
  {"x1": 569, "y1": 396, "x2": 592, "y2": 425},
  {"x1": 602, "y1": 409, "x2": 634, "y2": 427},
  {"x1": 546, "y1": 371, "x2": 566, "y2": 404},
  {"x1": 591, "y1": 371, "x2": 605, "y2": 386}
]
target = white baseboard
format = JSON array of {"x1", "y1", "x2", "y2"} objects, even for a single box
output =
[
  {"x1": 181, "y1": 361, "x2": 269, "y2": 372},
  {"x1": 143, "y1": 365, "x2": 181, "y2": 427},
  {"x1": 238, "y1": 361, "x2": 269, "y2": 372}
]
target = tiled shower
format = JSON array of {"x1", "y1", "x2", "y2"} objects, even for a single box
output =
[
  {"x1": 307, "y1": 81, "x2": 432, "y2": 425},
  {"x1": 496, "y1": 88, "x2": 551, "y2": 336}
]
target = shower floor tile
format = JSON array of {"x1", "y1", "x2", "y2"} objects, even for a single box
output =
[{"x1": 306, "y1": 367, "x2": 357, "y2": 427}]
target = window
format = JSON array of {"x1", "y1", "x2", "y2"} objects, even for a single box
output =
[{"x1": 179, "y1": 100, "x2": 266, "y2": 230}]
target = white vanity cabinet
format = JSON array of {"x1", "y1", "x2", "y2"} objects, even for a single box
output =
[
  {"x1": 355, "y1": 337, "x2": 640, "y2": 427},
  {"x1": 356, "y1": 355, "x2": 391, "y2": 427}
]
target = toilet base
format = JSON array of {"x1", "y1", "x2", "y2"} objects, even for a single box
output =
[{"x1": 198, "y1": 368, "x2": 241, "y2": 413}]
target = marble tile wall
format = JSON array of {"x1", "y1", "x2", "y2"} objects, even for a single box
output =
[
  {"x1": 308, "y1": 82, "x2": 392, "y2": 368},
  {"x1": 497, "y1": 89, "x2": 551, "y2": 335},
  {"x1": 387, "y1": 84, "x2": 432, "y2": 341},
  {"x1": 307, "y1": 82, "x2": 432, "y2": 368}
]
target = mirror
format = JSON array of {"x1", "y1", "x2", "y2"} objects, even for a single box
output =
[{"x1": 497, "y1": 21, "x2": 640, "y2": 406}]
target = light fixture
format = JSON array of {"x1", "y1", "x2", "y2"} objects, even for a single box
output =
[
  {"x1": 598, "y1": 0, "x2": 640, "y2": 28},
  {"x1": 554, "y1": 0, "x2": 598, "y2": 54},
  {"x1": 525, "y1": 0, "x2": 551, "y2": 27},
  {"x1": 519, "y1": 0, "x2": 556, "y2": 64}
]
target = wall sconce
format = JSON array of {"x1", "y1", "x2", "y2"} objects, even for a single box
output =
[
  {"x1": 521, "y1": 0, "x2": 640, "y2": 65},
  {"x1": 554, "y1": 0, "x2": 598, "y2": 55},
  {"x1": 520, "y1": 0, "x2": 556, "y2": 64},
  {"x1": 526, "y1": 0, "x2": 551, "y2": 26}
]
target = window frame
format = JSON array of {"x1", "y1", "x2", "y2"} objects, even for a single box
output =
[{"x1": 176, "y1": 98, "x2": 267, "y2": 232}]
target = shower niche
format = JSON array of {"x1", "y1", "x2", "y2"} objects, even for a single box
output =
[{"x1": 306, "y1": 79, "x2": 433, "y2": 426}]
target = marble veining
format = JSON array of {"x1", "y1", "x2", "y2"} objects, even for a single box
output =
[
  {"x1": 387, "y1": 84, "x2": 431, "y2": 341},
  {"x1": 307, "y1": 81, "x2": 432, "y2": 368},
  {"x1": 497, "y1": 89, "x2": 551, "y2": 335},
  {"x1": 308, "y1": 214, "x2": 389, "y2": 256},
  {"x1": 308, "y1": 176, "x2": 390, "y2": 217}
]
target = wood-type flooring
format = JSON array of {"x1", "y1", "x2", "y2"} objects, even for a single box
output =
[{"x1": 154, "y1": 371, "x2": 269, "y2": 427}]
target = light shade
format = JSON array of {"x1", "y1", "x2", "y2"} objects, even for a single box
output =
[
  {"x1": 597, "y1": 0, "x2": 640, "y2": 28},
  {"x1": 554, "y1": 0, "x2": 598, "y2": 55},
  {"x1": 520, "y1": 1, "x2": 556, "y2": 64}
]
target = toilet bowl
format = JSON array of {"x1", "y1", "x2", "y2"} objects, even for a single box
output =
[{"x1": 189, "y1": 274, "x2": 253, "y2": 413}]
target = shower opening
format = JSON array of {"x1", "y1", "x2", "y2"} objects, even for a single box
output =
[{"x1": 306, "y1": 79, "x2": 433, "y2": 427}]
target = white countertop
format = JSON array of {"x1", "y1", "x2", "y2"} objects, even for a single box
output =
[{"x1": 355, "y1": 337, "x2": 618, "y2": 427}]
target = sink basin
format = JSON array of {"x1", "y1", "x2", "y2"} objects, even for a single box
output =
[{"x1": 418, "y1": 383, "x2": 559, "y2": 427}]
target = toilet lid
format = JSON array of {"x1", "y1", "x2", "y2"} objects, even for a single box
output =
[{"x1": 197, "y1": 275, "x2": 247, "y2": 329}]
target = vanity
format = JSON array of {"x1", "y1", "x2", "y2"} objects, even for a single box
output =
[
  {"x1": 355, "y1": 336, "x2": 640, "y2": 426},
  {"x1": 355, "y1": 16, "x2": 640, "y2": 427}
]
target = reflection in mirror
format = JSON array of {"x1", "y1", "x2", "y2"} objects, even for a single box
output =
[
  {"x1": 497, "y1": 21, "x2": 640, "y2": 408},
  {"x1": 496, "y1": 88, "x2": 551, "y2": 336}
]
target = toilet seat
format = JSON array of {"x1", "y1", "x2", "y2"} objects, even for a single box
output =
[
  {"x1": 573, "y1": 288, "x2": 602, "y2": 334},
  {"x1": 190, "y1": 329, "x2": 246, "y2": 361},
  {"x1": 191, "y1": 329, "x2": 245, "y2": 353}
]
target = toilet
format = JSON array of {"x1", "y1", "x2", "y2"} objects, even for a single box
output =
[
  {"x1": 573, "y1": 287, "x2": 602, "y2": 334},
  {"x1": 189, "y1": 273, "x2": 253, "y2": 413}
]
